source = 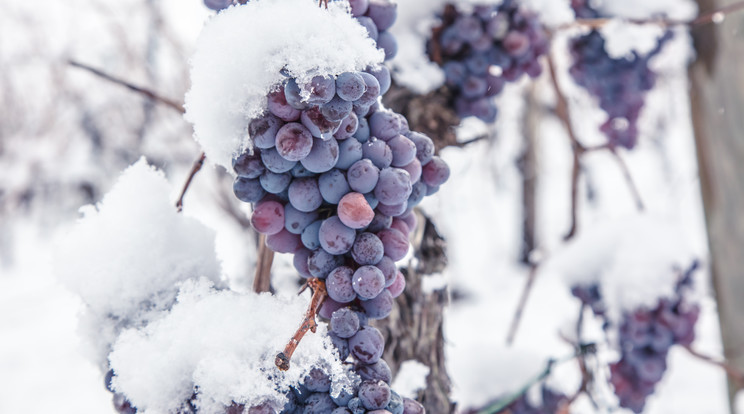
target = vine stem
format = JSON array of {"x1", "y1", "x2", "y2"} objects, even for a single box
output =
[
  {"x1": 175, "y1": 152, "x2": 207, "y2": 212},
  {"x1": 252, "y1": 235, "x2": 274, "y2": 293},
  {"x1": 275, "y1": 278, "x2": 328, "y2": 371},
  {"x1": 684, "y1": 346, "x2": 744, "y2": 388},
  {"x1": 67, "y1": 60, "x2": 184, "y2": 114},
  {"x1": 505, "y1": 263, "x2": 539, "y2": 346}
]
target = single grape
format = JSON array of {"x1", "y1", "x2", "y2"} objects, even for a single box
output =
[
  {"x1": 375, "y1": 168, "x2": 412, "y2": 205},
  {"x1": 301, "y1": 220, "x2": 323, "y2": 250},
  {"x1": 348, "y1": 159, "x2": 380, "y2": 194},
  {"x1": 288, "y1": 177, "x2": 323, "y2": 212},
  {"x1": 259, "y1": 171, "x2": 292, "y2": 194},
  {"x1": 349, "y1": 326, "x2": 385, "y2": 364},
  {"x1": 336, "y1": 137, "x2": 364, "y2": 170},
  {"x1": 302, "y1": 75, "x2": 336, "y2": 105},
  {"x1": 275, "y1": 122, "x2": 313, "y2": 161},
  {"x1": 356, "y1": 359, "x2": 392, "y2": 384},
  {"x1": 331, "y1": 307, "x2": 361, "y2": 338},
  {"x1": 422, "y1": 156, "x2": 450, "y2": 187},
  {"x1": 261, "y1": 147, "x2": 297, "y2": 173},
  {"x1": 336, "y1": 72, "x2": 367, "y2": 102},
  {"x1": 301, "y1": 106, "x2": 343, "y2": 139},
  {"x1": 358, "y1": 380, "x2": 392, "y2": 410},
  {"x1": 334, "y1": 112, "x2": 360, "y2": 141},
  {"x1": 338, "y1": 192, "x2": 375, "y2": 229},
  {"x1": 326, "y1": 266, "x2": 356, "y2": 303},
  {"x1": 352, "y1": 265, "x2": 386, "y2": 300},
  {"x1": 268, "y1": 87, "x2": 301, "y2": 122},
  {"x1": 319, "y1": 169, "x2": 351, "y2": 204},
  {"x1": 301, "y1": 137, "x2": 340, "y2": 173},
  {"x1": 351, "y1": 232, "x2": 384, "y2": 265},
  {"x1": 250, "y1": 200, "x2": 285, "y2": 235},
  {"x1": 233, "y1": 151, "x2": 265, "y2": 178},
  {"x1": 319, "y1": 216, "x2": 357, "y2": 255},
  {"x1": 249, "y1": 113, "x2": 283, "y2": 149},
  {"x1": 360, "y1": 289, "x2": 394, "y2": 319},
  {"x1": 234, "y1": 176, "x2": 266, "y2": 203},
  {"x1": 366, "y1": 0, "x2": 397, "y2": 31},
  {"x1": 377, "y1": 228, "x2": 409, "y2": 261},
  {"x1": 265, "y1": 229, "x2": 302, "y2": 254}
]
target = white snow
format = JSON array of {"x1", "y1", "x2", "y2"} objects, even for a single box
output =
[
  {"x1": 544, "y1": 215, "x2": 696, "y2": 318},
  {"x1": 109, "y1": 279, "x2": 353, "y2": 414},
  {"x1": 391, "y1": 360, "x2": 430, "y2": 399},
  {"x1": 55, "y1": 159, "x2": 223, "y2": 363},
  {"x1": 600, "y1": 20, "x2": 666, "y2": 59},
  {"x1": 184, "y1": 0, "x2": 384, "y2": 171}
]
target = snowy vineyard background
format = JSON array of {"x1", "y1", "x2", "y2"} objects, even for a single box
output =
[{"x1": 2, "y1": 0, "x2": 744, "y2": 413}]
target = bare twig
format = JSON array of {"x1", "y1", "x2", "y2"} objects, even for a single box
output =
[
  {"x1": 175, "y1": 152, "x2": 207, "y2": 212},
  {"x1": 453, "y1": 134, "x2": 488, "y2": 148},
  {"x1": 68, "y1": 59, "x2": 185, "y2": 114},
  {"x1": 275, "y1": 278, "x2": 327, "y2": 371},
  {"x1": 684, "y1": 346, "x2": 744, "y2": 388},
  {"x1": 608, "y1": 148, "x2": 645, "y2": 212},
  {"x1": 506, "y1": 264, "x2": 540, "y2": 345},
  {"x1": 252, "y1": 235, "x2": 274, "y2": 293}
]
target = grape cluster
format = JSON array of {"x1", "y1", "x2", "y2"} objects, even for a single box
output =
[
  {"x1": 428, "y1": 1, "x2": 549, "y2": 122},
  {"x1": 568, "y1": 29, "x2": 671, "y2": 149},
  {"x1": 571, "y1": 264, "x2": 699, "y2": 413},
  {"x1": 570, "y1": 0, "x2": 601, "y2": 19},
  {"x1": 501, "y1": 386, "x2": 569, "y2": 414}
]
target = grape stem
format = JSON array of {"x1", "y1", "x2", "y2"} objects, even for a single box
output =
[
  {"x1": 683, "y1": 345, "x2": 744, "y2": 388},
  {"x1": 505, "y1": 263, "x2": 539, "y2": 346},
  {"x1": 67, "y1": 59, "x2": 185, "y2": 114},
  {"x1": 565, "y1": 0, "x2": 744, "y2": 29},
  {"x1": 275, "y1": 278, "x2": 328, "y2": 371},
  {"x1": 252, "y1": 234, "x2": 275, "y2": 293},
  {"x1": 175, "y1": 152, "x2": 207, "y2": 212}
]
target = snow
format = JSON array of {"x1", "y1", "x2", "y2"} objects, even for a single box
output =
[
  {"x1": 391, "y1": 360, "x2": 430, "y2": 399},
  {"x1": 110, "y1": 279, "x2": 353, "y2": 413},
  {"x1": 544, "y1": 215, "x2": 696, "y2": 318},
  {"x1": 55, "y1": 158, "x2": 223, "y2": 364},
  {"x1": 600, "y1": 20, "x2": 667, "y2": 58},
  {"x1": 184, "y1": 0, "x2": 384, "y2": 171}
]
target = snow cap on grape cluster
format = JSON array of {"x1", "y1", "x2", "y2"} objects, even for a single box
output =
[{"x1": 184, "y1": 0, "x2": 384, "y2": 171}]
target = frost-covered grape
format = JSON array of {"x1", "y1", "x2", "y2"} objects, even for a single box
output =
[
  {"x1": 319, "y1": 216, "x2": 356, "y2": 255},
  {"x1": 302, "y1": 75, "x2": 336, "y2": 105},
  {"x1": 268, "y1": 88, "x2": 301, "y2": 122},
  {"x1": 351, "y1": 232, "x2": 384, "y2": 265},
  {"x1": 233, "y1": 177, "x2": 266, "y2": 203},
  {"x1": 348, "y1": 159, "x2": 380, "y2": 194},
  {"x1": 302, "y1": 106, "x2": 343, "y2": 139},
  {"x1": 275, "y1": 122, "x2": 313, "y2": 161},
  {"x1": 249, "y1": 113, "x2": 282, "y2": 149},
  {"x1": 377, "y1": 31, "x2": 398, "y2": 60},
  {"x1": 329, "y1": 332, "x2": 350, "y2": 361},
  {"x1": 356, "y1": 72, "x2": 381, "y2": 107},
  {"x1": 362, "y1": 138, "x2": 393, "y2": 170},
  {"x1": 301, "y1": 219, "x2": 323, "y2": 250},
  {"x1": 352, "y1": 265, "x2": 385, "y2": 299},
  {"x1": 349, "y1": 326, "x2": 385, "y2": 364},
  {"x1": 303, "y1": 392, "x2": 337, "y2": 413},
  {"x1": 265, "y1": 229, "x2": 302, "y2": 254},
  {"x1": 322, "y1": 96, "x2": 354, "y2": 122},
  {"x1": 301, "y1": 137, "x2": 339, "y2": 173},
  {"x1": 203, "y1": 0, "x2": 232, "y2": 11},
  {"x1": 331, "y1": 307, "x2": 361, "y2": 338},
  {"x1": 366, "y1": 65, "x2": 391, "y2": 96},
  {"x1": 307, "y1": 248, "x2": 344, "y2": 278},
  {"x1": 288, "y1": 177, "x2": 323, "y2": 212},
  {"x1": 359, "y1": 380, "x2": 392, "y2": 410},
  {"x1": 284, "y1": 204, "x2": 319, "y2": 234},
  {"x1": 360, "y1": 289, "x2": 393, "y2": 319},
  {"x1": 356, "y1": 360, "x2": 392, "y2": 384},
  {"x1": 349, "y1": 0, "x2": 369, "y2": 16},
  {"x1": 377, "y1": 228, "x2": 409, "y2": 261},
  {"x1": 261, "y1": 147, "x2": 297, "y2": 173},
  {"x1": 336, "y1": 138, "x2": 364, "y2": 170},
  {"x1": 422, "y1": 156, "x2": 450, "y2": 187},
  {"x1": 375, "y1": 168, "x2": 412, "y2": 205},
  {"x1": 335, "y1": 113, "x2": 360, "y2": 140},
  {"x1": 356, "y1": 16, "x2": 379, "y2": 41},
  {"x1": 250, "y1": 200, "x2": 285, "y2": 235},
  {"x1": 336, "y1": 72, "x2": 367, "y2": 102},
  {"x1": 366, "y1": 0, "x2": 397, "y2": 31},
  {"x1": 233, "y1": 151, "x2": 265, "y2": 178},
  {"x1": 319, "y1": 169, "x2": 351, "y2": 204},
  {"x1": 259, "y1": 171, "x2": 292, "y2": 194},
  {"x1": 284, "y1": 78, "x2": 307, "y2": 110},
  {"x1": 326, "y1": 266, "x2": 356, "y2": 303},
  {"x1": 338, "y1": 192, "x2": 375, "y2": 229}
]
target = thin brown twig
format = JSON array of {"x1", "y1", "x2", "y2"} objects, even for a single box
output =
[
  {"x1": 563, "y1": 0, "x2": 744, "y2": 29},
  {"x1": 252, "y1": 234, "x2": 274, "y2": 293},
  {"x1": 68, "y1": 59, "x2": 185, "y2": 114},
  {"x1": 175, "y1": 152, "x2": 207, "y2": 212},
  {"x1": 275, "y1": 278, "x2": 328, "y2": 371},
  {"x1": 608, "y1": 148, "x2": 645, "y2": 212},
  {"x1": 684, "y1": 346, "x2": 744, "y2": 388},
  {"x1": 453, "y1": 134, "x2": 489, "y2": 148},
  {"x1": 506, "y1": 263, "x2": 539, "y2": 345}
]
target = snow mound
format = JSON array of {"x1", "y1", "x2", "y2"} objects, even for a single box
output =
[
  {"x1": 55, "y1": 159, "x2": 223, "y2": 361},
  {"x1": 184, "y1": 0, "x2": 383, "y2": 171},
  {"x1": 110, "y1": 279, "x2": 354, "y2": 413},
  {"x1": 545, "y1": 215, "x2": 696, "y2": 318}
]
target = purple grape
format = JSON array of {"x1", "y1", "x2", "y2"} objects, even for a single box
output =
[
  {"x1": 268, "y1": 87, "x2": 301, "y2": 122},
  {"x1": 303, "y1": 368, "x2": 332, "y2": 393},
  {"x1": 358, "y1": 380, "x2": 392, "y2": 410},
  {"x1": 321, "y1": 96, "x2": 354, "y2": 122},
  {"x1": 351, "y1": 232, "x2": 384, "y2": 265},
  {"x1": 284, "y1": 78, "x2": 307, "y2": 110},
  {"x1": 334, "y1": 112, "x2": 360, "y2": 140},
  {"x1": 301, "y1": 106, "x2": 343, "y2": 139},
  {"x1": 336, "y1": 72, "x2": 367, "y2": 102},
  {"x1": 356, "y1": 360, "x2": 392, "y2": 384},
  {"x1": 360, "y1": 289, "x2": 393, "y2": 319},
  {"x1": 349, "y1": 326, "x2": 384, "y2": 364},
  {"x1": 401, "y1": 398, "x2": 425, "y2": 414},
  {"x1": 338, "y1": 192, "x2": 375, "y2": 229},
  {"x1": 377, "y1": 31, "x2": 398, "y2": 60},
  {"x1": 307, "y1": 248, "x2": 344, "y2": 278},
  {"x1": 421, "y1": 156, "x2": 450, "y2": 187},
  {"x1": 233, "y1": 176, "x2": 266, "y2": 203},
  {"x1": 265, "y1": 229, "x2": 302, "y2": 254},
  {"x1": 249, "y1": 113, "x2": 282, "y2": 149},
  {"x1": 301, "y1": 137, "x2": 339, "y2": 173},
  {"x1": 331, "y1": 307, "x2": 361, "y2": 338},
  {"x1": 407, "y1": 181, "x2": 427, "y2": 208},
  {"x1": 362, "y1": 138, "x2": 393, "y2": 170},
  {"x1": 319, "y1": 216, "x2": 357, "y2": 255},
  {"x1": 293, "y1": 247, "x2": 313, "y2": 278},
  {"x1": 374, "y1": 168, "x2": 412, "y2": 205},
  {"x1": 377, "y1": 228, "x2": 409, "y2": 261},
  {"x1": 284, "y1": 204, "x2": 319, "y2": 234},
  {"x1": 291, "y1": 163, "x2": 315, "y2": 178},
  {"x1": 261, "y1": 147, "x2": 297, "y2": 173},
  {"x1": 301, "y1": 220, "x2": 323, "y2": 250},
  {"x1": 366, "y1": 65, "x2": 391, "y2": 96},
  {"x1": 326, "y1": 266, "x2": 356, "y2": 303},
  {"x1": 348, "y1": 159, "x2": 380, "y2": 194},
  {"x1": 352, "y1": 265, "x2": 385, "y2": 300},
  {"x1": 369, "y1": 111, "x2": 401, "y2": 141},
  {"x1": 356, "y1": 72, "x2": 381, "y2": 107},
  {"x1": 354, "y1": 116, "x2": 371, "y2": 142},
  {"x1": 454, "y1": 15, "x2": 483, "y2": 42},
  {"x1": 303, "y1": 393, "x2": 337, "y2": 413},
  {"x1": 329, "y1": 332, "x2": 350, "y2": 361},
  {"x1": 288, "y1": 177, "x2": 323, "y2": 212},
  {"x1": 336, "y1": 137, "x2": 364, "y2": 170},
  {"x1": 387, "y1": 135, "x2": 417, "y2": 167},
  {"x1": 356, "y1": 16, "x2": 379, "y2": 41},
  {"x1": 366, "y1": 212, "x2": 392, "y2": 233},
  {"x1": 259, "y1": 171, "x2": 291, "y2": 194},
  {"x1": 275, "y1": 122, "x2": 313, "y2": 161},
  {"x1": 375, "y1": 255, "x2": 396, "y2": 287},
  {"x1": 302, "y1": 75, "x2": 336, "y2": 105},
  {"x1": 251, "y1": 200, "x2": 285, "y2": 235},
  {"x1": 318, "y1": 169, "x2": 351, "y2": 204},
  {"x1": 349, "y1": 0, "x2": 369, "y2": 16},
  {"x1": 366, "y1": 0, "x2": 397, "y2": 31},
  {"x1": 364, "y1": 192, "x2": 379, "y2": 210},
  {"x1": 406, "y1": 132, "x2": 435, "y2": 165},
  {"x1": 387, "y1": 271, "x2": 405, "y2": 298},
  {"x1": 376, "y1": 201, "x2": 407, "y2": 217},
  {"x1": 233, "y1": 151, "x2": 265, "y2": 178},
  {"x1": 401, "y1": 158, "x2": 422, "y2": 184}
]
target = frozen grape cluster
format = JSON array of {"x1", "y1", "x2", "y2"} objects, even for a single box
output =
[
  {"x1": 572, "y1": 263, "x2": 699, "y2": 413},
  {"x1": 427, "y1": 1, "x2": 549, "y2": 122},
  {"x1": 568, "y1": 26, "x2": 671, "y2": 149},
  {"x1": 462, "y1": 386, "x2": 568, "y2": 414}
]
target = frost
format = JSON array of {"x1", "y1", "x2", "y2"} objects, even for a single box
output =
[
  {"x1": 184, "y1": 0, "x2": 384, "y2": 171},
  {"x1": 391, "y1": 360, "x2": 430, "y2": 399},
  {"x1": 109, "y1": 279, "x2": 354, "y2": 413},
  {"x1": 599, "y1": 20, "x2": 666, "y2": 59},
  {"x1": 55, "y1": 158, "x2": 222, "y2": 362},
  {"x1": 522, "y1": 0, "x2": 574, "y2": 27},
  {"x1": 545, "y1": 215, "x2": 696, "y2": 320}
]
